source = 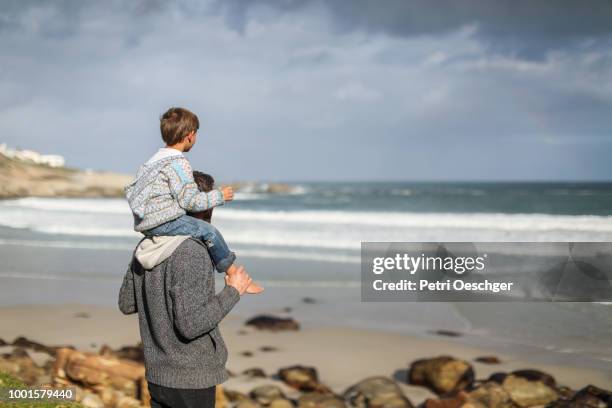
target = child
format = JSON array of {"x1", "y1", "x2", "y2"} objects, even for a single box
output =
[{"x1": 125, "y1": 107, "x2": 263, "y2": 294}]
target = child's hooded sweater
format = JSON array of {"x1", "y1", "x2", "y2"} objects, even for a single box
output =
[{"x1": 125, "y1": 152, "x2": 224, "y2": 232}]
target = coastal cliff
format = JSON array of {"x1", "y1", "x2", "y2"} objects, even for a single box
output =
[
  {"x1": 0, "y1": 151, "x2": 296, "y2": 200},
  {"x1": 0, "y1": 154, "x2": 132, "y2": 199}
]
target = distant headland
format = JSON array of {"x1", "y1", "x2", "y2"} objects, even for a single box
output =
[{"x1": 0, "y1": 144, "x2": 296, "y2": 199}]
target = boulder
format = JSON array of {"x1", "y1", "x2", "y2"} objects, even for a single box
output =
[
  {"x1": 501, "y1": 375, "x2": 557, "y2": 407},
  {"x1": 343, "y1": 376, "x2": 414, "y2": 408},
  {"x1": 12, "y1": 336, "x2": 59, "y2": 356},
  {"x1": 552, "y1": 384, "x2": 612, "y2": 408},
  {"x1": 243, "y1": 367, "x2": 267, "y2": 378},
  {"x1": 99, "y1": 343, "x2": 145, "y2": 363},
  {"x1": 510, "y1": 369, "x2": 556, "y2": 389},
  {"x1": 299, "y1": 393, "x2": 347, "y2": 408},
  {"x1": 0, "y1": 347, "x2": 46, "y2": 385},
  {"x1": 246, "y1": 315, "x2": 300, "y2": 331},
  {"x1": 53, "y1": 348, "x2": 145, "y2": 398},
  {"x1": 237, "y1": 400, "x2": 262, "y2": 408},
  {"x1": 278, "y1": 365, "x2": 330, "y2": 393},
  {"x1": 408, "y1": 356, "x2": 474, "y2": 395},
  {"x1": 250, "y1": 384, "x2": 286, "y2": 406},
  {"x1": 225, "y1": 389, "x2": 251, "y2": 403},
  {"x1": 270, "y1": 398, "x2": 295, "y2": 408}
]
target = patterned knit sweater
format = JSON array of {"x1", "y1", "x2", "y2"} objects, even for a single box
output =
[{"x1": 125, "y1": 155, "x2": 225, "y2": 232}]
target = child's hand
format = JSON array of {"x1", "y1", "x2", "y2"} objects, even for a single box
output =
[{"x1": 221, "y1": 186, "x2": 234, "y2": 202}]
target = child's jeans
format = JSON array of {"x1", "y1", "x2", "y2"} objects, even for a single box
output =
[{"x1": 143, "y1": 215, "x2": 236, "y2": 272}]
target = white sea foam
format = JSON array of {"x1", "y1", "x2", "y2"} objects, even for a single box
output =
[{"x1": 1, "y1": 198, "x2": 612, "y2": 253}]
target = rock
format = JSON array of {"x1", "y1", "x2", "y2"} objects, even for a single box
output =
[
  {"x1": 246, "y1": 315, "x2": 300, "y2": 331},
  {"x1": 225, "y1": 389, "x2": 251, "y2": 402},
  {"x1": 243, "y1": 367, "x2": 267, "y2": 378},
  {"x1": 53, "y1": 348, "x2": 145, "y2": 398},
  {"x1": 0, "y1": 347, "x2": 46, "y2": 385},
  {"x1": 556, "y1": 384, "x2": 612, "y2": 408},
  {"x1": 299, "y1": 393, "x2": 346, "y2": 408},
  {"x1": 302, "y1": 297, "x2": 317, "y2": 304},
  {"x1": 260, "y1": 346, "x2": 279, "y2": 352},
  {"x1": 0, "y1": 338, "x2": 6, "y2": 346},
  {"x1": 474, "y1": 356, "x2": 502, "y2": 365},
  {"x1": 466, "y1": 382, "x2": 514, "y2": 408},
  {"x1": 12, "y1": 336, "x2": 58, "y2": 356},
  {"x1": 217, "y1": 384, "x2": 229, "y2": 408},
  {"x1": 80, "y1": 390, "x2": 105, "y2": 408},
  {"x1": 510, "y1": 369, "x2": 556, "y2": 388},
  {"x1": 408, "y1": 356, "x2": 474, "y2": 395},
  {"x1": 431, "y1": 330, "x2": 463, "y2": 337},
  {"x1": 250, "y1": 385, "x2": 286, "y2": 406},
  {"x1": 278, "y1": 365, "x2": 330, "y2": 393},
  {"x1": 343, "y1": 376, "x2": 414, "y2": 408},
  {"x1": 501, "y1": 375, "x2": 557, "y2": 407},
  {"x1": 241, "y1": 351, "x2": 255, "y2": 357},
  {"x1": 270, "y1": 398, "x2": 295, "y2": 408},
  {"x1": 237, "y1": 400, "x2": 262, "y2": 408},
  {"x1": 100, "y1": 343, "x2": 145, "y2": 363}
]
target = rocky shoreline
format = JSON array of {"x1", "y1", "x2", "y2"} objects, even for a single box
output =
[
  {"x1": 0, "y1": 154, "x2": 297, "y2": 200},
  {"x1": 0, "y1": 314, "x2": 610, "y2": 408}
]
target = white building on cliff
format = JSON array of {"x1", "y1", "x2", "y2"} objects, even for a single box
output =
[{"x1": 0, "y1": 143, "x2": 65, "y2": 168}]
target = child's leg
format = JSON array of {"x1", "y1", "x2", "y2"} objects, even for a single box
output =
[{"x1": 146, "y1": 215, "x2": 236, "y2": 272}]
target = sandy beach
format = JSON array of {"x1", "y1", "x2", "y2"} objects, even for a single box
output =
[{"x1": 1, "y1": 304, "x2": 610, "y2": 406}]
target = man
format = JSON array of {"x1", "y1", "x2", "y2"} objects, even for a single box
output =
[{"x1": 118, "y1": 171, "x2": 252, "y2": 408}]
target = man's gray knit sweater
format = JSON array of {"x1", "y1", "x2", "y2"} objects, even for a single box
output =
[{"x1": 118, "y1": 238, "x2": 240, "y2": 388}]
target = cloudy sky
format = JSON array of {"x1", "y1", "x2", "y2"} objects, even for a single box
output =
[{"x1": 1, "y1": 0, "x2": 611, "y2": 181}]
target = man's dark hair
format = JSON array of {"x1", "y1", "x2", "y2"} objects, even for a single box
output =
[
  {"x1": 160, "y1": 107, "x2": 199, "y2": 146},
  {"x1": 192, "y1": 171, "x2": 215, "y2": 223}
]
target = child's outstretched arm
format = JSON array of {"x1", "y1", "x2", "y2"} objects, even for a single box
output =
[{"x1": 163, "y1": 157, "x2": 231, "y2": 212}]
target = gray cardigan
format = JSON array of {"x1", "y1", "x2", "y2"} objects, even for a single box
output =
[{"x1": 118, "y1": 238, "x2": 240, "y2": 388}]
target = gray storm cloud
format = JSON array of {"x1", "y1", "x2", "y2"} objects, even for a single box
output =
[{"x1": 0, "y1": 0, "x2": 611, "y2": 181}]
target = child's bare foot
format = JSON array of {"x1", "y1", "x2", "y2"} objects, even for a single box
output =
[
  {"x1": 246, "y1": 281, "x2": 264, "y2": 294},
  {"x1": 226, "y1": 265, "x2": 264, "y2": 294}
]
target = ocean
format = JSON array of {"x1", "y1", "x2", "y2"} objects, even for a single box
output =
[{"x1": 1, "y1": 182, "x2": 611, "y2": 370}]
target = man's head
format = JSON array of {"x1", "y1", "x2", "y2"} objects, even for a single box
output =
[
  {"x1": 160, "y1": 107, "x2": 199, "y2": 152},
  {"x1": 190, "y1": 171, "x2": 215, "y2": 223}
]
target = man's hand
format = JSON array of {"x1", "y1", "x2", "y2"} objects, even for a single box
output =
[
  {"x1": 225, "y1": 265, "x2": 252, "y2": 295},
  {"x1": 221, "y1": 186, "x2": 234, "y2": 202}
]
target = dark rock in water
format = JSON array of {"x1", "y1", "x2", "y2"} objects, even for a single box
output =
[
  {"x1": 243, "y1": 367, "x2": 267, "y2": 378},
  {"x1": 343, "y1": 376, "x2": 414, "y2": 408},
  {"x1": 511, "y1": 369, "x2": 556, "y2": 388},
  {"x1": 283, "y1": 307, "x2": 293, "y2": 313},
  {"x1": 558, "y1": 385, "x2": 612, "y2": 408},
  {"x1": 12, "y1": 336, "x2": 58, "y2": 356},
  {"x1": 278, "y1": 365, "x2": 330, "y2": 393},
  {"x1": 298, "y1": 393, "x2": 346, "y2": 408},
  {"x1": 302, "y1": 297, "x2": 317, "y2": 304},
  {"x1": 241, "y1": 351, "x2": 254, "y2": 357},
  {"x1": 246, "y1": 315, "x2": 300, "y2": 331},
  {"x1": 408, "y1": 356, "x2": 474, "y2": 395},
  {"x1": 431, "y1": 330, "x2": 462, "y2": 337},
  {"x1": 0, "y1": 338, "x2": 6, "y2": 346},
  {"x1": 474, "y1": 356, "x2": 502, "y2": 364},
  {"x1": 260, "y1": 346, "x2": 279, "y2": 352},
  {"x1": 249, "y1": 384, "x2": 286, "y2": 406}
]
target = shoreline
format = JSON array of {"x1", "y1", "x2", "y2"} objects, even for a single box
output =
[{"x1": 0, "y1": 303, "x2": 610, "y2": 405}]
